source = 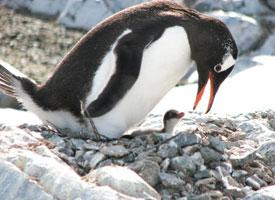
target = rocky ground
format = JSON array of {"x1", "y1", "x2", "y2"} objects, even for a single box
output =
[
  {"x1": 0, "y1": 0, "x2": 275, "y2": 199},
  {"x1": 0, "y1": 110, "x2": 275, "y2": 199}
]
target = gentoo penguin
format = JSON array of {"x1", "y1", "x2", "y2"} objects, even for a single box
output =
[
  {"x1": 126, "y1": 109, "x2": 184, "y2": 137},
  {"x1": 0, "y1": 0, "x2": 238, "y2": 139}
]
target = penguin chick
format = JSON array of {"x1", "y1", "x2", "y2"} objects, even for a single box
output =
[{"x1": 125, "y1": 109, "x2": 184, "y2": 137}]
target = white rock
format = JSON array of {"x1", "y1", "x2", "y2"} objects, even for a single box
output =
[
  {"x1": 244, "y1": 185, "x2": 275, "y2": 200},
  {"x1": 0, "y1": 159, "x2": 54, "y2": 200},
  {"x1": 87, "y1": 165, "x2": 161, "y2": 200}
]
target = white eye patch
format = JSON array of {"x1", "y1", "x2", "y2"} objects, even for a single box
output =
[{"x1": 215, "y1": 54, "x2": 236, "y2": 73}]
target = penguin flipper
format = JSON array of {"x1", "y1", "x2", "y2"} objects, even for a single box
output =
[{"x1": 87, "y1": 29, "x2": 164, "y2": 117}]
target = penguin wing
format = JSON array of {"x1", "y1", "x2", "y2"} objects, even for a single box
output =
[{"x1": 87, "y1": 27, "x2": 165, "y2": 117}]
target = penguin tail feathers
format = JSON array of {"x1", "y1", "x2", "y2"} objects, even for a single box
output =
[{"x1": 0, "y1": 63, "x2": 35, "y2": 99}]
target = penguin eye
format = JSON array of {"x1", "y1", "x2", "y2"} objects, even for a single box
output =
[{"x1": 214, "y1": 64, "x2": 222, "y2": 73}]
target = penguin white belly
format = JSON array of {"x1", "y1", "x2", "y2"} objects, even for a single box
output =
[{"x1": 93, "y1": 26, "x2": 192, "y2": 138}]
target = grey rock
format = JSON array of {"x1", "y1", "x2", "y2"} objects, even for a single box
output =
[
  {"x1": 70, "y1": 138, "x2": 85, "y2": 150},
  {"x1": 87, "y1": 165, "x2": 161, "y2": 200},
  {"x1": 48, "y1": 134, "x2": 65, "y2": 148},
  {"x1": 209, "y1": 11, "x2": 263, "y2": 55},
  {"x1": 195, "y1": 177, "x2": 216, "y2": 187},
  {"x1": 157, "y1": 141, "x2": 178, "y2": 158},
  {"x1": 88, "y1": 152, "x2": 106, "y2": 169},
  {"x1": 80, "y1": 186, "x2": 140, "y2": 200},
  {"x1": 209, "y1": 136, "x2": 226, "y2": 153},
  {"x1": 172, "y1": 132, "x2": 201, "y2": 148},
  {"x1": 129, "y1": 159, "x2": 160, "y2": 187},
  {"x1": 246, "y1": 177, "x2": 261, "y2": 190},
  {"x1": 194, "y1": 170, "x2": 211, "y2": 180},
  {"x1": 0, "y1": 159, "x2": 54, "y2": 200},
  {"x1": 83, "y1": 141, "x2": 101, "y2": 151},
  {"x1": 266, "y1": 0, "x2": 275, "y2": 10},
  {"x1": 230, "y1": 150, "x2": 256, "y2": 167},
  {"x1": 243, "y1": 185, "x2": 275, "y2": 200},
  {"x1": 159, "y1": 172, "x2": 185, "y2": 189},
  {"x1": 171, "y1": 153, "x2": 204, "y2": 176},
  {"x1": 100, "y1": 145, "x2": 129, "y2": 158},
  {"x1": 257, "y1": 141, "x2": 275, "y2": 165},
  {"x1": 160, "y1": 158, "x2": 170, "y2": 172},
  {"x1": 232, "y1": 170, "x2": 249, "y2": 178},
  {"x1": 200, "y1": 147, "x2": 223, "y2": 163}
]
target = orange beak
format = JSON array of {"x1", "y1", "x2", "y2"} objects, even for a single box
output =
[{"x1": 193, "y1": 72, "x2": 215, "y2": 113}]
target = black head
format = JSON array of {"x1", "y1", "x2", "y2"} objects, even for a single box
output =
[
  {"x1": 187, "y1": 14, "x2": 238, "y2": 113},
  {"x1": 163, "y1": 110, "x2": 184, "y2": 132}
]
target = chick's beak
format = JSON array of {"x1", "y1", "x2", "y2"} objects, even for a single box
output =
[{"x1": 193, "y1": 72, "x2": 217, "y2": 113}]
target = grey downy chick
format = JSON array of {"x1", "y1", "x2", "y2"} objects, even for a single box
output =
[{"x1": 125, "y1": 109, "x2": 184, "y2": 138}]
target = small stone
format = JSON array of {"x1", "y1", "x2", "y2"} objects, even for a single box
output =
[
  {"x1": 157, "y1": 141, "x2": 178, "y2": 158},
  {"x1": 171, "y1": 156, "x2": 195, "y2": 175},
  {"x1": 88, "y1": 152, "x2": 106, "y2": 169},
  {"x1": 194, "y1": 170, "x2": 211, "y2": 180},
  {"x1": 246, "y1": 177, "x2": 261, "y2": 190},
  {"x1": 250, "y1": 174, "x2": 268, "y2": 187},
  {"x1": 100, "y1": 145, "x2": 129, "y2": 158},
  {"x1": 224, "y1": 187, "x2": 246, "y2": 198},
  {"x1": 200, "y1": 147, "x2": 223, "y2": 163},
  {"x1": 172, "y1": 132, "x2": 201, "y2": 147},
  {"x1": 48, "y1": 135, "x2": 65, "y2": 148},
  {"x1": 83, "y1": 150, "x2": 96, "y2": 161},
  {"x1": 257, "y1": 141, "x2": 275, "y2": 165},
  {"x1": 219, "y1": 162, "x2": 233, "y2": 176},
  {"x1": 83, "y1": 141, "x2": 101, "y2": 151},
  {"x1": 209, "y1": 136, "x2": 226, "y2": 153},
  {"x1": 70, "y1": 138, "x2": 85, "y2": 150},
  {"x1": 230, "y1": 150, "x2": 256, "y2": 167},
  {"x1": 232, "y1": 170, "x2": 249, "y2": 178},
  {"x1": 160, "y1": 158, "x2": 170, "y2": 172},
  {"x1": 159, "y1": 172, "x2": 185, "y2": 189},
  {"x1": 195, "y1": 177, "x2": 216, "y2": 187},
  {"x1": 129, "y1": 160, "x2": 160, "y2": 187}
]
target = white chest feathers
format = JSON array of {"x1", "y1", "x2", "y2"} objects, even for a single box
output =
[{"x1": 91, "y1": 26, "x2": 192, "y2": 138}]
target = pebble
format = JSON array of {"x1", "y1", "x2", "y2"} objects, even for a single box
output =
[
  {"x1": 159, "y1": 172, "x2": 185, "y2": 189},
  {"x1": 232, "y1": 170, "x2": 249, "y2": 178},
  {"x1": 172, "y1": 133, "x2": 202, "y2": 147},
  {"x1": 100, "y1": 145, "x2": 129, "y2": 158},
  {"x1": 246, "y1": 177, "x2": 261, "y2": 190},
  {"x1": 171, "y1": 155, "x2": 197, "y2": 176},
  {"x1": 70, "y1": 138, "x2": 85, "y2": 150},
  {"x1": 195, "y1": 177, "x2": 216, "y2": 187},
  {"x1": 88, "y1": 152, "x2": 106, "y2": 169},
  {"x1": 129, "y1": 159, "x2": 160, "y2": 187},
  {"x1": 200, "y1": 147, "x2": 223, "y2": 163},
  {"x1": 157, "y1": 141, "x2": 178, "y2": 158},
  {"x1": 209, "y1": 136, "x2": 226, "y2": 153},
  {"x1": 160, "y1": 158, "x2": 170, "y2": 172},
  {"x1": 194, "y1": 170, "x2": 211, "y2": 180},
  {"x1": 230, "y1": 150, "x2": 256, "y2": 167}
]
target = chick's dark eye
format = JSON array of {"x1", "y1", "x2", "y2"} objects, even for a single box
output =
[{"x1": 214, "y1": 64, "x2": 222, "y2": 73}]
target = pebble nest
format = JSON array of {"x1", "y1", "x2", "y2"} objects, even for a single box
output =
[{"x1": 22, "y1": 110, "x2": 275, "y2": 200}]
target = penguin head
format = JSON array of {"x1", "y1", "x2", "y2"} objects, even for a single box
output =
[
  {"x1": 163, "y1": 110, "x2": 184, "y2": 133},
  {"x1": 189, "y1": 16, "x2": 238, "y2": 113}
]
